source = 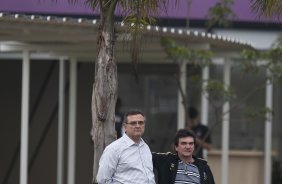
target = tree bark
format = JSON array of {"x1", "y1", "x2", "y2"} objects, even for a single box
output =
[{"x1": 91, "y1": 1, "x2": 118, "y2": 183}]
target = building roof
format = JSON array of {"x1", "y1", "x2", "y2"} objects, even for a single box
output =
[{"x1": 0, "y1": 13, "x2": 254, "y2": 62}]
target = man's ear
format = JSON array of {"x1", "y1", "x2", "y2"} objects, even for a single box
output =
[
  {"x1": 174, "y1": 145, "x2": 178, "y2": 152},
  {"x1": 123, "y1": 123, "x2": 127, "y2": 131}
]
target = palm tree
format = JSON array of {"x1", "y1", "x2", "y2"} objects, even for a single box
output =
[
  {"x1": 251, "y1": 0, "x2": 282, "y2": 18},
  {"x1": 69, "y1": 0, "x2": 173, "y2": 183}
]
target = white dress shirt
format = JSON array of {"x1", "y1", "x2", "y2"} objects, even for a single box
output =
[{"x1": 96, "y1": 134, "x2": 155, "y2": 184}]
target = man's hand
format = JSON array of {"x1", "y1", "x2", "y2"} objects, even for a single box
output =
[{"x1": 196, "y1": 138, "x2": 211, "y2": 150}]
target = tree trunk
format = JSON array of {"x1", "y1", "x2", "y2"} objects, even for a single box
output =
[{"x1": 91, "y1": 2, "x2": 118, "y2": 183}]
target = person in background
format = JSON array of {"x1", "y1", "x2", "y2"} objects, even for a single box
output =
[
  {"x1": 115, "y1": 98, "x2": 123, "y2": 139},
  {"x1": 96, "y1": 110, "x2": 155, "y2": 184},
  {"x1": 152, "y1": 129, "x2": 215, "y2": 184},
  {"x1": 187, "y1": 106, "x2": 211, "y2": 158}
]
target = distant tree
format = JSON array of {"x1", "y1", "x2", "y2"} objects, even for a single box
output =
[
  {"x1": 251, "y1": 0, "x2": 282, "y2": 18},
  {"x1": 161, "y1": 0, "x2": 282, "y2": 146},
  {"x1": 206, "y1": 0, "x2": 236, "y2": 31},
  {"x1": 161, "y1": 34, "x2": 282, "y2": 155}
]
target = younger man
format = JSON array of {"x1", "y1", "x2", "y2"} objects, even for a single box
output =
[{"x1": 153, "y1": 129, "x2": 215, "y2": 184}]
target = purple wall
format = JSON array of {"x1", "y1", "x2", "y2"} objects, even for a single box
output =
[
  {"x1": 0, "y1": 0, "x2": 94, "y2": 15},
  {"x1": 0, "y1": 0, "x2": 280, "y2": 23}
]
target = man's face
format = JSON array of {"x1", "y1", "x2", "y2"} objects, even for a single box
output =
[
  {"x1": 189, "y1": 117, "x2": 199, "y2": 127},
  {"x1": 175, "y1": 136, "x2": 195, "y2": 158},
  {"x1": 124, "y1": 114, "x2": 145, "y2": 141}
]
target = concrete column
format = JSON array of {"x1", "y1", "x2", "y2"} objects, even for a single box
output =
[
  {"x1": 177, "y1": 61, "x2": 187, "y2": 129},
  {"x1": 20, "y1": 50, "x2": 30, "y2": 184},
  {"x1": 57, "y1": 57, "x2": 66, "y2": 184},
  {"x1": 221, "y1": 59, "x2": 231, "y2": 184},
  {"x1": 201, "y1": 65, "x2": 209, "y2": 126},
  {"x1": 201, "y1": 65, "x2": 209, "y2": 159},
  {"x1": 67, "y1": 58, "x2": 77, "y2": 184},
  {"x1": 264, "y1": 69, "x2": 273, "y2": 184}
]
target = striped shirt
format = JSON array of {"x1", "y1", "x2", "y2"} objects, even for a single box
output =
[
  {"x1": 175, "y1": 160, "x2": 200, "y2": 184},
  {"x1": 96, "y1": 134, "x2": 155, "y2": 184}
]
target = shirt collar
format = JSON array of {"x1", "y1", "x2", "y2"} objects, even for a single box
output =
[{"x1": 123, "y1": 133, "x2": 144, "y2": 146}]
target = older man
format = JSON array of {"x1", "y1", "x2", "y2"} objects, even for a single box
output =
[{"x1": 96, "y1": 110, "x2": 155, "y2": 184}]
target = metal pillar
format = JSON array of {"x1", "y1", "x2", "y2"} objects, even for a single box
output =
[
  {"x1": 177, "y1": 61, "x2": 187, "y2": 129},
  {"x1": 264, "y1": 69, "x2": 273, "y2": 184},
  {"x1": 201, "y1": 65, "x2": 209, "y2": 126},
  {"x1": 57, "y1": 58, "x2": 66, "y2": 184},
  {"x1": 221, "y1": 59, "x2": 231, "y2": 184},
  {"x1": 201, "y1": 65, "x2": 209, "y2": 159},
  {"x1": 20, "y1": 50, "x2": 30, "y2": 184},
  {"x1": 67, "y1": 58, "x2": 77, "y2": 184}
]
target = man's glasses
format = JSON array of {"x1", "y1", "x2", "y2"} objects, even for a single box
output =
[{"x1": 125, "y1": 121, "x2": 145, "y2": 126}]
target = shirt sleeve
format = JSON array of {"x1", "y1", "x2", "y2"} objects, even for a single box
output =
[
  {"x1": 96, "y1": 146, "x2": 119, "y2": 184},
  {"x1": 204, "y1": 126, "x2": 211, "y2": 144}
]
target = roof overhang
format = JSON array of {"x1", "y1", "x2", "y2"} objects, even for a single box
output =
[{"x1": 0, "y1": 13, "x2": 254, "y2": 63}]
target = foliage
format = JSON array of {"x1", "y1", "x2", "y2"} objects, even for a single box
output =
[
  {"x1": 161, "y1": 32, "x2": 282, "y2": 148},
  {"x1": 239, "y1": 49, "x2": 261, "y2": 73},
  {"x1": 272, "y1": 35, "x2": 282, "y2": 48},
  {"x1": 205, "y1": 79, "x2": 236, "y2": 106},
  {"x1": 82, "y1": 0, "x2": 168, "y2": 30},
  {"x1": 244, "y1": 106, "x2": 273, "y2": 121},
  {"x1": 206, "y1": 0, "x2": 236, "y2": 30},
  {"x1": 240, "y1": 35, "x2": 282, "y2": 80},
  {"x1": 236, "y1": 35, "x2": 282, "y2": 125},
  {"x1": 251, "y1": 0, "x2": 282, "y2": 18},
  {"x1": 69, "y1": 0, "x2": 171, "y2": 70},
  {"x1": 161, "y1": 35, "x2": 239, "y2": 127},
  {"x1": 161, "y1": 37, "x2": 213, "y2": 66}
]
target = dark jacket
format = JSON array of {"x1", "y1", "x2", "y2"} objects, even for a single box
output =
[{"x1": 152, "y1": 152, "x2": 215, "y2": 184}]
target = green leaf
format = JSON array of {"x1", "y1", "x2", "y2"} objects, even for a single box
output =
[{"x1": 206, "y1": 0, "x2": 236, "y2": 30}]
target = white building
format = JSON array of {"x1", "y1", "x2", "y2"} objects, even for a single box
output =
[{"x1": 0, "y1": 1, "x2": 281, "y2": 184}]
